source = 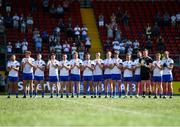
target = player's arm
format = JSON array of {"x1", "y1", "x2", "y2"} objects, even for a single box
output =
[
  {"x1": 97, "y1": 62, "x2": 104, "y2": 69},
  {"x1": 6, "y1": 65, "x2": 12, "y2": 72},
  {"x1": 64, "y1": 64, "x2": 70, "y2": 70},
  {"x1": 38, "y1": 64, "x2": 46, "y2": 71},
  {"x1": 51, "y1": 61, "x2": 58, "y2": 68},
  {"x1": 167, "y1": 63, "x2": 174, "y2": 70},
  {"x1": 12, "y1": 66, "x2": 20, "y2": 72}
]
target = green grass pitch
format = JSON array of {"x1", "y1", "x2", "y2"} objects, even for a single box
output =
[{"x1": 0, "y1": 95, "x2": 180, "y2": 126}]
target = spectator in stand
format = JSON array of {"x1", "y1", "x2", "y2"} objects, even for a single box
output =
[
  {"x1": 5, "y1": 2, "x2": 11, "y2": 13},
  {"x1": 119, "y1": 42, "x2": 125, "y2": 54},
  {"x1": 56, "y1": 4, "x2": 64, "y2": 17},
  {"x1": 71, "y1": 43, "x2": 77, "y2": 55},
  {"x1": 21, "y1": 39, "x2": 28, "y2": 53},
  {"x1": 155, "y1": 12, "x2": 161, "y2": 26},
  {"x1": 12, "y1": 13, "x2": 19, "y2": 29},
  {"x1": 42, "y1": 0, "x2": 49, "y2": 12},
  {"x1": 85, "y1": 36, "x2": 91, "y2": 51},
  {"x1": 171, "y1": 15, "x2": 176, "y2": 26},
  {"x1": 145, "y1": 38, "x2": 152, "y2": 51},
  {"x1": 145, "y1": 23, "x2": 152, "y2": 39},
  {"x1": 41, "y1": 30, "x2": 49, "y2": 43},
  {"x1": 58, "y1": 18, "x2": 65, "y2": 32},
  {"x1": 78, "y1": 43, "x2": 85, "y2": 60},
  {"x1": 106, "y1": 24, "x2": 113, "y2": 39},
  {"x1": 49, "y1": 35, "x2": 58, "y2": 52},
  {"x1": 127, "y1": 46, "x2": 133, "y2": 54},
  {"x1": 7, "y1": 42, "x2": 12, "y2": 54},
  {"x1": 126, "y1": 39, "x2": 132, "y2": 49},
  {"x1": 63, "y1": 41, "x2": 70, "y2": 58},
  {"x1": 163, "y1": 12, "x2": 170, "y2": 26},
  {"x1": 63, "y1": 0, "x2": 69, "y2": 11},
  {"x1": 115, "y1": 27, "x2": 121, "y2": 41},
  {"x1": 157, "y1": 36, "x2": 165, "y2": 53},
  {"x1": 81, "y1": 25, "x2": 88, "y2": 41},
  {"x1": 0, "y1": 14, "x2": 4, "y2": 24},
  {"x1": 123, "y1": 11, "x2": 129, "y2": 27},
  {"x1": 110, "y1": 13, "x2": 116, "y2": 27},
  {"x1": 133, "y1": 40, "x2": 139, "y2": 53},
  {"x1": 49, "y1": 4, "x2": 56, "y2": 16},
  {"x1": 113, "y1": 42, "x2": 120, "y2": 52},
  {"x1": 98, "y1": 14, "x2": 104, "y2": 27},
  {"x1": 53, "y1": 26, "x2": 60, "y2": 41},
  {"x1": 66, "y1": 23, "x2": 73, "y2": 38},
  {"x1": 116, "y1": 7, "x2": 123, "y2": 23},
  {"x1": 26, "y1": 14, "x2": 34, "y2": 32},
  {"x1": 34, "y1": 35, "x2": 42, "y2": 52},
  {"x1": 55, "y1": 43, "x2": 62, "y2": 60},
  {"x1": 33, "y1": 28, "x2": 40, "y2": 40},
  {"x1": 20, "y1": 19, "x2": 26, "y2": 33},
  {"x1": 74, "y1": 24, "x2": 81, "y2": 39},
  {"x1": 15, "y1": 41, "x2": 21, "y2": 53},
  {"x1": 112, "y1": 38, "x2": 119, "y2": 46},
  {"x1": 176, "y1": 13, "x2": 180, "y2": 24},
  {"x1": 104, "y1": 39, "x2": 111, "y2": 51},
  {"x1": 0, "y1": 22, "x2": 5, "y2": 36},
  {"x1": 152, "y1": 23, "x2": 160, "y2": 37},
  {"x1": 4, "y1": 13, "x2": 13, "y2": 28},
  {"x1": 31, "y1": 0, "x2": 37, "y2": 12}
]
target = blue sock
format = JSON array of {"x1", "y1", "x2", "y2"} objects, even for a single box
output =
[
  {"x1": 29, "y1": 92, "x2": 32, "y2": 97},
  {"x1": 105, "y1": 92, "x2": 107, "y2": 96},
  {"x1": 42, "y1": 92, "x2": 44, "y2": 97},
  {"x1": 113, "y1": 91, "x2": 115, "y2": 96},
  {"x1": 56, "y1": 93, "x2": 59, "y2": 97},
  {"x1": 119, "y1": 92, "x2": 121, "y2": 97},
  {"x1": 23, "y1": 92, "x2": 26, "y2": 96},
  {"x1": 16, "y1": 92, "x2": 18, "y2": 97},
  {"x1": 8, "y1": 92, "x2": 10, "y2": 96},
  {"x1": 51, "y1": 93, "x2": 53, "y2": 97}
]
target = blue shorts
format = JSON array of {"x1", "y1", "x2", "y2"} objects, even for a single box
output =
[
  {"x1": 34, "y1": 76, "x2": 44, "y2": 81},
  {"x1": 163, "y1": 75, "x2": 173, "y2": 82},
  {"x1": 59, "y1": 76, "x2": 69, "y2": 81},
  {"x1": 153, "y1": 76, "x2": 162, "y2": 82},
  {"x1": 123, "y1": 77, "x2": 133, "y2": 82},
  {"x1": 70, "y1": 74, "x2": 80, "y2": 81},
  {"x1": 104, "y1": 74, "x2": 111, "y2": 80},
  {"x1": 83, "y1": 76, "x2": 93, "y2": 81},
  {"x1": 23, "y1": 73, "x2": 34, "y2": 80},
  {"x1": 93, "y1": 75, "x2": 103, "y2": 82},
  {"x1": 134, "y1": 75, "x2": 141, "y2": 82},
  {"x1": 49, "y1": 76, "x2": 59, "y2": 82},
  {"x1": 111, "y1": 74, "x2": 121, "y2": 80},
  {"x1": 8, "y1": 76, "x2": 19, "y2": 82}
]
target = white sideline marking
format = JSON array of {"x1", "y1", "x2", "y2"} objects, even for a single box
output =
[{"x1": 61, "y1": 98, "x2": 180, "y2": 120}]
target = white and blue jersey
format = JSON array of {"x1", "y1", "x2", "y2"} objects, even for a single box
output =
[
  {"x1": 93, "y1": 59, "x2": 103, "y2": 82},
  {"x1": 7, "y1": 60, "x2": 20, "y2": 82},
  {"x1": 70, "y1": 59, "x2": 82, "y2": 81},
  {"x1": 152, "y1": 60, "x2": 163, "y2": 82},
  {"x1": 33, "y1": 59, "x2": 46, "y2": 81},
  {"x1": 47, "y1": 60, "x2": 59, "y2": 82},
  {"x1": 103, "y1": 58, "x2": 113, "y2": 80},
  {"x1": 83, "y1": 60, "x2": 94, "y2": 81},
  {"x1": 59, "y1": 60, "x2": 70, "y2": 81},
  {"x1": 123, "y1": 60, "x2": 134, "y2": 82},
  {"x1": 161, "y1": 58, "x2": 174, "y2": 82},
  {"x1": 21, "y1": 57, "x2": 35, "y2": 80},
  {"x1": 111, "y1": 58, "x2": 122, "y2": 80},
  {"x1": 133, "y1": 58, "x2": 141, "y2": 82}
]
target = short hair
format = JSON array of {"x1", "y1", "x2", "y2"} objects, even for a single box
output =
[
  {"x1": 51, "y1": 53, "x2": 56, "y2": 56},
  {"x1": 25, "y1": 51, "x2": 31, "y2": 55}
]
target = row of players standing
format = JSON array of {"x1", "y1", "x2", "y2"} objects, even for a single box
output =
[{"x1": 6, "y1": 49, "x2": 174, "y2": 99}]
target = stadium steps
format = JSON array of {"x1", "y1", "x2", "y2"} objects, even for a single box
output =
[{"x1": 80, "y1": 8, "x2": 104, "y2": 58}]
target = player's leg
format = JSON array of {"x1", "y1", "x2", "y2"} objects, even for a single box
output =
[
  {"x1": 40, "y1": 80, "x2": 45, "y2": 98},
  {"x1": 153, "y1": 82, "x2": 158, "y2": 98},
  {"x1": 169, "y1": 82, "x2": 173, "y2": 98},
  {"x1": 112, "y1": 80, "x2": 116, "y2": 97},
  {"x1": 141, "y1": 80, "x2": 146, "y2": 98},
  {"x1": 22, "y1": 80, "x2": 28, "y2": 98},
  {"x1": 60, "y1": 81, "x2": 64, "y2": 98},
  {"x1": 70, "y1": 81, "x2": 74, "y2": 98},
  {"x1": 98, "y1": 81, "x2": 102, "y2": 98},
  {"x1": 146, "y1": 80, "x2": 152, "y2": 98},
  {"x1": 33, "y1": 80, "x2": 39, "y2": 97},
  {"x1": 55, "y1": 82, "x2": 59, "y2": 97},
  {"x1": 7, "y1": 81, "x2": 13, "y2": 98},
  {"x1": 14, "y1": 81, "x2": 19, "y2": 98},
  {"x1": 83, "y1": 81, "x2": 87, "y2": 98},
  {"x1": 89, "y1": 81, "x2": 94, "y2": 98},
  {"x1": 29, "y1": 80, "x2": 33, "y2": 98},
  {"x1": 76, "y1": 81, "x2": 80, "y2": 98},
  {"x1": 104, "y1": 79, "x2": 109, "y2": 98},
  {"x1": 49, "y1": 82, "x2": 54, "y2": 98},
  {"x1": 118, "y1": 80, "x2": 122, "y2": 98},
  {"x1": 129, "y1": 82, "x2": 133, "y2": 98},
  {"x1": 93, "y1": 82, "x2": 97, "y2": 97},
  {"x1": 124, "y1": 81, "x2": 128, "y2": 98}
]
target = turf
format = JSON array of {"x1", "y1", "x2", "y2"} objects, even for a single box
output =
[{"x1": 0, "y1": 95, "x2": 180, "y2": 126}]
